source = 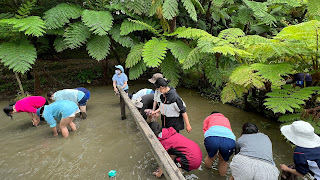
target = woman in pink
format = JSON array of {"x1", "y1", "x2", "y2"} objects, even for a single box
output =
[{"x1": 3, "y1": 96, "x2": 48, "y2": 126}]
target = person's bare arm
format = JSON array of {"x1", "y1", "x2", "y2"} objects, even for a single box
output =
[
  {"x1": 122, "y1": 81, "x2": 127, "y2": 89},
  {"x1": 280, "y1": 164, "x2": 304, "y2": 177},
  {"x1": 113, "y1": 81, "x2": 117, "y2": 92},
  {"x1": 182, "y1": 112, "x2": 192, "y2": 133}
]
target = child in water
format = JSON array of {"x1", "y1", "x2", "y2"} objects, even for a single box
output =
[{"x1": 112, "y1": 65, "x2": 129, "y2": 94}]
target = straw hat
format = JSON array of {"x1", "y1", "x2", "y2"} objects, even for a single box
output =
[{"x1": 280, "y1": 121, "x2": 320, "y2": 148}]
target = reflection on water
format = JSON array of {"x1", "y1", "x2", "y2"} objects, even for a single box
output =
[{"x1": 0, "y1": 84, "x2": 293, "y2": 179}]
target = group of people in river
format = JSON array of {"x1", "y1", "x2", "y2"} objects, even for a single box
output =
[
  {"x1": 111, "y1": 66, "x2": 320, "y2": 180},
  {"x1": 3, "y1": 64, "x2": 320, "y2": 179},
  {"x1": 3, "y1": 87, "x2": 90, "y2": 137}
]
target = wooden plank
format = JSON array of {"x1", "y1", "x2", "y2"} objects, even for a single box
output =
[
  {"x1": 120, "y1": 96, "x2": 126, "y2": 120},
  {"x1": 117, "y1": 85, "x2": 185, "y2": 180}
]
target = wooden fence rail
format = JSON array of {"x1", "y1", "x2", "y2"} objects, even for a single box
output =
[{"x1": 117, "y1": 85, "x2": 185, "y2": 180}]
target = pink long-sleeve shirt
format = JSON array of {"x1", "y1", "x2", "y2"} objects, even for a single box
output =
[
  {"x1": 203, "y1": 113, "x2": 232, "y2": 133},
  {"x1": 15, "y1": 96, "x2": 46, "y2": 113}
]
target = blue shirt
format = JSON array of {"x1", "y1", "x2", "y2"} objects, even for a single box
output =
[
  {"x1": 53, "y1": 89, "x2": 85, "y2": 105},
  {"x1": 112, "y1": 73, "x2": 128, "y2": 90},
  {"x1": 43, "y1": 100, "x2": 79, "y2": 128},
  {"x1": 294, "y1": 146, "x2": 320, "y2": 179},
  {"x1": 204, "y1": 126, "x2": 236, "y2": 140}
]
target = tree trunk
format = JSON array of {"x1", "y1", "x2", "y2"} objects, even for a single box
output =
[
  {"x1": 15, "y1": 72, "x2": 25, "y2": 97},
  {"x1": 169, "y1": 17, "x2": 176, "y2": 33},
  {"x1": 33, "y1": 69, "x2": 42, "y2": 95},
  {"x1": 102, "y1": 58, "x2": 109, "y2": 85},
  {"x1": 215, "y1": 53, "x2": 221, "y2": 68}
]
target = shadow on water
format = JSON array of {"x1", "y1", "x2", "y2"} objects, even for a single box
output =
[{"x1": 0, "y1": 84, "x2": 294, "y2": 180}]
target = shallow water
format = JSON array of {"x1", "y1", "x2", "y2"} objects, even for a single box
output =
[{"x1": 0, "y1": 84, "x2": 294, "y2": 179}]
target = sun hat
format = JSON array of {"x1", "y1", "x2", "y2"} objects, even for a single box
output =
[
  {"x1": 280, "y1": 120, "x2": 320, "y2": 148},
  {"x1": 115, "y1": 65, "x2": 124, "y2": 73},
  {"x1": 148, "y1": 73, "x2": 167, "y2": 84}
]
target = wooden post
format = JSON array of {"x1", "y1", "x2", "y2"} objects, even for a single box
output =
[
  {"x1": 116, "y1": 85, "x2": 185, "y2": 180},
  {"x1": 120, "y1": 95, "x2": 126, "y2": 120}
]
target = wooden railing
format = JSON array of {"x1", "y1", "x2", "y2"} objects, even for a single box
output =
[{"x1": 117, "y1": 85, "x2": 185, "y2": 180}]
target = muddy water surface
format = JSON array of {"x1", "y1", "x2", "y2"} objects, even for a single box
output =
[{"x1": 0, "y1": 84, "x2": 294, "y2": 180}]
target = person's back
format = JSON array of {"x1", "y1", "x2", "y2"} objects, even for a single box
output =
[
  {"x1": 15, "y1": 96, "x2": 46, "y2": 113},
  {"x1": 131, "y1": 89, "x2": 154, "y2": 100},
  {"x1": 294, "y1": 146, "x2": 320, "y2": 179},
  {"x1": 54, "y1": 89, "x2": 85, "y2": 104},
  {"x1": 159, "y1": 127, "x2": 202, "y2": 170}
]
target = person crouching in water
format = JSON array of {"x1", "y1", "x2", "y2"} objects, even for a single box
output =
[
  {"x1": 149, "y1": 122, "x2": 202, "y2": 178},
  {"x1": 47, "y1": 89, "x2": 88, "y2": 119},
  {"x1": 154, "y1": 78, "x2": 192, "y2": 133},
  {"x1": 203, "y1": 111, "x2": 236, "y2": 176},
  {"x1": 36, "y1": 100, "x2": 80, "y2": 138},
  {"x1": 230, "y1": 123, "x2": 279, "y2": 180},
  {"x1": 3, "y1": 96, "x2": 48, "y2": 126}
]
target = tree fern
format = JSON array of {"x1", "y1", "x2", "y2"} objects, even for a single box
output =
[
  {"x1": 182, "y1": 47, "x2": 203, "y2": 69},
  {"x1": 221, "y1": 82, "x2": 249, "y2": 103},
  {"x1": 229, "y1": 65, "x2": 265, "y2": 89},
  {"x1": 86, "y1": 35, "x2": 110, "y2": 61},
  {"x1": 163, "y1": 0, "x2": 179, "y2": 20},
  {"x1": 0, "y1": 13, "x2": 14, "y2": 19},
  {"x1": 0, "y1": 16, "x2": 46, "y2": 37},
  {"x1": 264, "y1": 85, "x2": 320, "y2": 114},
  {"x1": 82, "y1": 10, "x2": 113, "y2": 36},
  {"x1": 278, "y1": 113, "x2": 301, "y2": 123},
  {"x1": 190, "y1": 0, "x2": 205, "y2": 13},
  {"x1": 267, "y1": 0, "x2": 300, "y2": 7},
  {"x1": 53, "y1": 36, "x2": 67, "y2": 52},
  {"x1": 250, "y1": 63, "x2": 293, "y2": 88},
  {"x1": 120, "y1": 18, "x2": 160, "y2": 36},
  {"x1": 218, "y1": 28, "x2": 245, "y2": 40},
  {"x1": 126, "y1": 43, "x2": 144, "y2": 68},
  {"x1": 124, "y1": 18, "x2": 161, "y2": 36},
  {"x1": 307, "y1": 0, "x2": 320, "y2": 17},
  {"x1": 181, "y1": 0, "x2": 197, "y2": 22},
  {"x1": 142, "y1": 37, "x2": 167, "y2": 67},
  {"x1": 64, "y1": 22, "x2": 91, "y2": 49},
  {"x1": 129, "y1": 59, "x2": 147, "y2": 80},
  {"x1": 125, "y1": 0, "x2": 152, "y2": 15},
  {"x1": 167, "y1": 40, "x2": 191, "y2": 63},
  {"x1": 109, "y1": 24, "x2": 136, "y2": 48},
  {"x1": 0, "y1": 40, "x2": 36, "y2": 73},
  {"x1": 15, "y1": 0, "x2": 37, "y2": 19},
  {"x1": 43, "y1": 3, "x2": 82, "y2": 29},
  {"x1": 161, "y1": 53, "x2": 180, "y2": 87},
  {"x1": 168, "y1": 26, "x2": 211, "y2": 39},
  {"x1": 244, "y1": 0, "x2": 277, "y2": 26},
  {"x1": 204, "y1": 58, "x2": 232, "y2": 87}
]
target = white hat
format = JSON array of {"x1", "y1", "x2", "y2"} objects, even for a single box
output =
[
  {"x1": 131, "y1": 97, "x2": 143, "y2": 108},
  {"x1": 280, "y1": 120, "x2": 320, "y2": 148}
]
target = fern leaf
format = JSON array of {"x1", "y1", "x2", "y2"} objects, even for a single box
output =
[
  {"x1": 244, "y1": 0, "x2": 276, "y2": 26},
  {"x1": 43, "y1": 3, "x2": 82, "y2": 29},
  {"x1": 307, "y1": 0, "x2": 320, "y2": 17},
  {"x1": 125, "y1": 0, "x2": 152, "y2": 15},
  {"x1": 190, "y1": 0, "x2": 205, "y2": 13},
  {"x1": 126, "y1": 43, "x2": 144, "y2": 68},
  {"x1": 167, "y1": 40, "x2": 192, "y2": 62},
  {"x1": 161, "y1": 53, "x2": 180, "y2": 87},
  {"x1": 86, "y1": 35, "x2": 110, "y2": 61},
  {"x1": 142, "y1": 37, "x2": 167, "y2": 67},
  {"x1": 163, "y1": 0, "x2": 179, "y2": 20},
  {"x1": 0, "y1": 13, "x2": 14, "y2": 19},
  {"x1": 278, "y1": 113, "x2": 301, "y2": 123},
  {"x1": 0, "y1": 16, "x2": 46, "y2": 37},
  {"x1": 250, "y1": 63, "x2": 293, "y2": 88},
  {"x1": 218, "y1": 28, "x2": 245, "y2": 40},
  {"x1": 128, "y1": 18, "x2": 161, "y2": 36},
  {"x1": 129, "y1": 59, "x2": 147, "y2": 80},
  {"x1": 0, "y1": 40, "x2": 36, "y2": 73},
  {"x1": 229, "y1": 65, "x2": 265, "y2": 89},
  {"x1": 182, "y1": 47, "x2": 203, "y2": 69},
  {"x1": 211, "y1": 45, "x2": 251, "y2": 57},
  {"x1": 267, "y1": 0, "x2": 300, "y2": 7},
  {"x1": 204, "y1": 58, "x2": 232, "y2": 87},
  {"x1": 81, "y1": 10, "x2": 113, "y2": 36},
  {"x1": 169, "y1": 26, "x2": 211, "y2": 39},
  {"x1": 181, "y1": 0, "x2": 197, "y2": 22},
  {"x1": 16, "y1": 0, "x2": 36, "y2": 19},
  {"x1": 53, "y1": 36, "x2": 67, "y2": 52},
  {"x1": 109, "y1": 24, "x2": 136, "y2": 48},
  {"x1": 64, "y1": 22, "x2": 91, "y2": 49},
  {"x1": 120, "y1": 19, "x2": 148, "y2": 35},
  {"x1": 221, "y1": 82, "x2": 249, "y2": 103},
  {"x1": 46, "y1": 28, "x2": 65, "y2": 35}
]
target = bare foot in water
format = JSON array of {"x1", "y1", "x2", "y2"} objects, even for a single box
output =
[{"x1": 152, "y1": 168, "x2": 163, "y2": 178}]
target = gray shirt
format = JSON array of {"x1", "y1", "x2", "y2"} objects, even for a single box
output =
[{"x1": 235, "y1": 133, "x2": 275, "y2": 164}]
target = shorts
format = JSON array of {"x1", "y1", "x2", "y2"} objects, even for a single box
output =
[
  {"x1": 204, "y1": 136, "x2": 235, "y2": 161},
  {"x1": 124, "y1": 89, "x2": 129, "y2": 93},
  {"x1": 230, "y1": 154, "x2": 279, "y2": 180},
  {"x1": 78, "y1": 95, "x2": 88, "y2": 106},
  {"x1": 69, "y1": 109, "x2": 80, "y2": 117}
]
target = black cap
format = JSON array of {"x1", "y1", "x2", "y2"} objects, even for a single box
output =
[
  {"x1": 149, "y1": 122, "x2": 162, "y2": 136},
  {"x1": 154, "y1": 78, "x2": 168, "y2": 89}
]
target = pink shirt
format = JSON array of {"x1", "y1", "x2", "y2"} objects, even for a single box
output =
[
  {"x1": 15, "y1": 96, "x2": 46, "y2": 113},
  {"x1": 203, "y1": 113, "x2": 232, "y2": 133}
]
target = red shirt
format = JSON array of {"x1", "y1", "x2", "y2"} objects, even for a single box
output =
[{"x1": 203, "y1": 113, "x2": 232, "y2": 133}]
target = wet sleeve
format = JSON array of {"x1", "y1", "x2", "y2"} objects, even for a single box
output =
[
  {"x1": 44, "y1": 114, "x2": 57, "y2": 128},
  {"x1": 294, "y1": 153, "x2": 309, "y2": 175},
  {"x1": 176, "y1": 97, "x2": 186, "y2": 114}
]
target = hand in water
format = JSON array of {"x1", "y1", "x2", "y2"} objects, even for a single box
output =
[
  {"x1": 186, "y1": 125, "x2": 192, "y2": 133},
  {"x1": 53, "y1": 133, "x2": 58, "y2": 136}
]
